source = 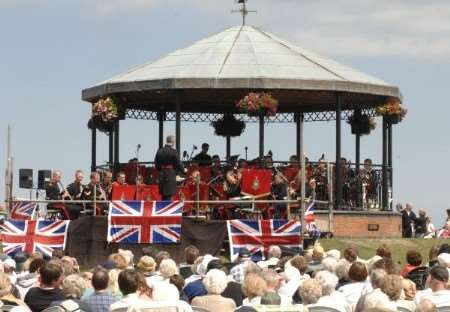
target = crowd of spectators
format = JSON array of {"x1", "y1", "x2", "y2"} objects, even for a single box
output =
[{"x1": 2, "y1": 242, "x2": 450, "y2": 312}]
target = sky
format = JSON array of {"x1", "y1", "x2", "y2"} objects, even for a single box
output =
[{"x1": 0, "y1": 0, "x2": 449, "y2": 224}]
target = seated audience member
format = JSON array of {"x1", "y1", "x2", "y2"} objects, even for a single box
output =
[
  {"x1": 49, "y1": 274, "x2": 90, "y2": 312},
  {"x1": 24, "y1": 262, "x2": 65, "y2": 312},
  {"x1": 3, "y1": 258, "x2": 17, "y2": 285},
  {"x1": 355, "y1": 269, "x2": 387, "y2": 312},
  {"x1": 315, "y1": 270, "x2": 348, "y2": 312},
  {"x1": 364, "y1": 274, "x2": 402, "y2": 311},
  {"x1": 318, "y1": 256, "x2": 338, "y2": 274},
  {"x1": 307, "y1": 245, "x2": 324, "y2": 274},
  {"x1": 261, "y1": 269, "x2": 290, "y2": 305},
  {"x1": 136, "y1": 256, "x2": 156, "y2": 278},
  {"x1": 416, "y1": 265, "x2": 450, "y2": 307},
  {"x1": 396, "y1": 278, "x2": 417, "y2": 312},
  {"x1": 16, "y1": 258, "x2": 45, "y2": 298},
  {"x1": 298, "y1": 278, "x2": 322, "y2": 305},
  {"x1": 241, "y1": 273, "x2": 267, "y2": 306},
  {"x1": 260, "y1": 292, "x2": 281, "y2": 305},
  {"x1": 0, "y1": 272, "x2": 29, "y2": 311},
  {"x1": 83, "y1": 268, "x2": 117, "y2": 312},
  {"x1": 109, "y1": 269, "x2": 149, "y2": 311},
  {"x1": 417, "y1": 298, "x2": 438, "y2": 312},
  {"x1": 257, "y1": 245, "x2": 281, "y2": 269},
  {"x1": 336, "y1": 259, "x2": 352, "y2": 288},
  {"x1": 183, "y1": 255, "x2": 215, "y2": 302},
  {"x1": 429, "y1": 245, "x2": 440, "y2": 267},
  {"x1": 338, "y1": 261, "x2": 368, "y2": 307},
  {"x1": 179, "y1": 245, "x2": 200, "y2": 279},
  {"x1": 191, "y1": 269, "x2": 235, "y2": 312},
  {"x1": 230, "y1": 248, "x2": 253, "y2": 284},
  {"x1": 376, "y1": 244, "x2": 392, "y2": 260},
  {"x1": 343, "y1": 245, "x2": 359, "y2": 263},
  {"x1": 400, "y1": 250, "x2": 423, "y2": 277}
]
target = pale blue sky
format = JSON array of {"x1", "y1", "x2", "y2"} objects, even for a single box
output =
[{"x1": 1, "y1": 0, "x2": 449, "y2": 224}]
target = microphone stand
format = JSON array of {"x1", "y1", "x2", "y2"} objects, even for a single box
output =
[
  {"x1": 136, "y1": 145, "x2": 141, "y2": 199},
  {"x1": 245, "y1": 147, "x2": 248, "y2": 160}
]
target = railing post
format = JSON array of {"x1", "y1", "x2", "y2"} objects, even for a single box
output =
[{"x1": 382, "y1": 116, "x2": 389, "y2": 210}]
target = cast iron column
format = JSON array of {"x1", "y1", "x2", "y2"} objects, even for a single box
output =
[
  {"x1": 354, "y1": 109, "x2": 361, "y2": 207},
  {"x1": 226, "y1": 135, "x2": 231, "y2": 161},
  {"x1": 175, "y1": 102, "x2": 181, "y2": 157},
  {"x1": 158, "y1": 111, "x2": 165, "y2": 149},
  {"x1": 91, "y1": 126, "x2": 97, "y2": 173},
  {"x1": 388, "y1": 122, "x2": 393, "y2": 210},
  {"x1": 114, "y1": 120, "x2": 120, "y2": 174},
  {"x1": 382, "y1": 116, "x2": 388, "y2": 210},
  {"x1": 108, "y1": 129, "x2": 114, "y2": 169},
  {"x1": 259, "y1": 111, "x2": 264, "y2": 161},
  {"x1": 335, "y1": 93, "x2": 343, "y2": 208},
  {"x1": 295, "y1": 112, "x2": 303, "y2": 161}
]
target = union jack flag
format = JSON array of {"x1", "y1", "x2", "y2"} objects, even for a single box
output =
[
  {"x1": 10, "y1": 201, "x2": 37, "y2": 220},
  {"x1": 304, "y1": 200, "x2": 316, "y2": 223},
  {"x1": 0, "y1": 220, "x2": 70, "y2": 257},
  {"x1": 107, "y1": 201, "x2": 182, "y2": 244},
  {"x1": 227, "y1": 219, "x2": 302, "y2": 262}
]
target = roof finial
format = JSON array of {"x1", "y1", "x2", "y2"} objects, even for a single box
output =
[{"x1": 232, "y1": 0, "x2": 256, "y2": 26}]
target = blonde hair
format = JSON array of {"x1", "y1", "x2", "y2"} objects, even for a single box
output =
[
  {"x1": 242, "y1": 273, "x2": 267, "y2": 299},
  {"x1": 0, "y1": 273, "x2": 12, "y2": 297},
  {"x1": 109, "y1": 253, "x2": 128, "y2": 270},
  {"x1": 402, "y1": 278, "x2": 417, "y2": 300},
  {"x1": 61, "y1": 274, "x2": 86, "y2": 299},
  {"x1": 108, "y1": 269, "x2": 121, "y2": 297},
  {"x1": 159, "y1": 259, "x2": 178, "y2": 278}
]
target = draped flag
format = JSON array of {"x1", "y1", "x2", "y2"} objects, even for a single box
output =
[
  {"x1": 227, "y1": 219, "x2": 302, "y2": 262},
  {"x1": 304, "y1": 200, "x2": 321, "y2": 237},
  {"x1": 10, "y1": 201, "x2": 37, "y2": 220},
  {"x1": 0, "y1": 220, "x2": 70, "y2": 257},
  {"x1": 108, "y1": 201, "x2": 182, "y2": 244}
]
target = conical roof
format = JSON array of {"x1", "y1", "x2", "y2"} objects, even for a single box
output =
[{"x1": 82, "y1": 26, "x2": 400, "y2": 112}]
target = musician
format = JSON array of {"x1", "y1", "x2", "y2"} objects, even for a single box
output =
[
  {"x1": 224, "y1": 167, "x2": 242, "y2": 198},
  {"x1": 313, "y1": 156, "x2": 328, "y2": 202},
  {"x1": 82, "y1": 172, "x2": 108, "y2": 214},
  {"x1": 192, "y1": 143, "x2": 212, "y2": 166},
  {"x1": 401, "y1": 203, "x2": 417, "y2": 238},
  {"x1": 112, "y1": 171, "x2": 127, "y2": 187},
  {"x1": 65, "y1": 170, "x2": 85, "y2": 219},
  {"x1": 100, "y1": 170, "x2": 113, "y2": 200},
  {"x1": 211, "y1": 155, "x2": 223, "y2": 179},
  {"x1": 45, "y1": 170, "x2": 67, "y2": 201},
  {"x1": 154, "y1": 135, "x2": 186, "y2": 200},
  {"x1": 271, "y1": 173, "x2": 288, "y2": 218},
  {"x1": 360, "y1": 158, "x2": 378, "y2": 207}
]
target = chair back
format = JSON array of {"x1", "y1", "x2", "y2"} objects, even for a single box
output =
[
  {"x1": 406, "y1": 266, "x2": 429, "y2": 290},
  {"x1": 191, "y1": 307, "x2": 211, "y2": 312},
  {"x1": 41, "y1": 307, "x2": 64, "y2": 312},
  {"x1": 307, "y1": 305, "x2": 342, "y2": 312},
  {"x1": 397, "y1": 306, "x2": 413, "y2": 312},
  {"x1": 437, "y1": 307, "x2": 450, "y2": 312}
]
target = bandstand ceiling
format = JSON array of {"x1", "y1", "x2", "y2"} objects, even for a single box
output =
[{"x1": 82, "y1": 25, "x2": 401, "y2": 113}]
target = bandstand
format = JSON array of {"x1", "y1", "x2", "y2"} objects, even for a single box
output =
[{"x1": 82, "y1": 25, "x2": 402, "y2": 211}]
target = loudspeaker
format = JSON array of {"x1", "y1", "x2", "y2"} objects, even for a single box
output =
[
  {"x1": 19, "y1": 169, "x2": 33, "y2": 189},
  {"x1": 38, "y1": 170, "x2": 52, "y2": 190}
]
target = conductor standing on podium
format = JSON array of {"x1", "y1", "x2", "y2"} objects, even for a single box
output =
[{"x1": 155, "y1": 135, "x2": 185, "y2": 200}]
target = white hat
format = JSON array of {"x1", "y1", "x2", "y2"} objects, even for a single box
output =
[
  {"x1": 3, "y1": 258, "x2": 16, "y2": 269},
  {"x1": 197, "y1": 254, "x2": 217, "y2": 276},
  {"x1": 326, "y1": 249, "x2": 341, "y2": 260},
  {"x1": 438, "y1": 253, "x2": 450, "y2": 267}
]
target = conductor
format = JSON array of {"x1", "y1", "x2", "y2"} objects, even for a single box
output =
[{"x1": 154, "y1": 135, "x2": 186, "y2": 200}]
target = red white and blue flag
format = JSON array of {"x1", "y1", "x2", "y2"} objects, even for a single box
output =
[
  {"x1": 304, "y1": 200, "x2": 316, "y2": 223},
  {"x1": 107, "y1": 201, "x2": 182, "y2": 244},
  {"x1": 227, "y1": 219, "x2": 302, "y2": 261},
  {"x1": 0, "y1": 220, "x2": 70, "y2": 257},
  {"x1": 10, "y1": 201, "x2": 37, "y2": 220}
]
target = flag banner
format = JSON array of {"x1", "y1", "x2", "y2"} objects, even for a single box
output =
[
  {"x1": 10, "y1": 201, "x2": 37, "y2": 220},
  {"x1": 240, "y1": 169, "x2": 272, "y2": 197},
  {"x1": 227, "y1": 219, "x2": 302, "y2": 262},
  {"x1": 107, "y1": 201, "x2": 182, "y2": 244},
  {"x1": 0, "y1": 220, "x2": 70, "y2": 257}
]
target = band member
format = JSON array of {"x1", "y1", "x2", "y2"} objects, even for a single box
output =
[
  {"x1": 154, "y1": 135, "x2": 186, "y2": 200},
  {"x1": 100, "y1": 170, "x2": 113, "y2": 200},
  {"x1": 211, "y1": 155, "x2": 223, "y2": 179},
  {"x1": 192, "y1": 143, "x2": 212, "y2": 166},
  {"x1": 112, "y1": 171, "x2": 127, "y2": 187},
  {"x1": 45, "y1": 170, "x2": 68, "y2": 201},
  {"x1": 223, "y1": 167, "x2": 242, "y2": 198},
  {"x1": 65, "y1": 170, "x2": 85, "y2": 219},
  {"x1": 271, "y1": 173, "x2": 288, "y2": 219},
  {"x1": 82, "y1": 172, "x2": 107, "y2": 214}
]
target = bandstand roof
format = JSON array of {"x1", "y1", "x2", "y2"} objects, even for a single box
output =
[{"x1": 82, "y1": 25, "x2": 401, "y2": 113}]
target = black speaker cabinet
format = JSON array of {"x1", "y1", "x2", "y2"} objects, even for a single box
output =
[
  {"x1": 19, "y1": 169, "x2": 33, "y2": 189},
  {"x1": 38, "y1": 170, "x2": 52, "y2": 190}
]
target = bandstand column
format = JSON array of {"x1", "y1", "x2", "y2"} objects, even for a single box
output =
[
  {"x1": 295, "y1": 112, "x2": 304, "y2": 161},
  {"x1": 226, "y1": 135, "x2": 231, "y2": 161},
  {"x1": 354, "y1": 109, "x2": 361, "y2": 207},
  {"x1": 259, "y1": 111, "x2": 264, "y2": 160},
  {"x1": 158, "y1": 111, "x2": 165, "y2": 149},
  {"x1": 382, "y1": 116, "x2": 389, "y2": 210},
  {"x1": 114, "y1": 120, "x2": 120, "y2": 173},
  {"x1": 335, "y1": 94, "x2": 343, "y2": 208},
  {"x1": 91, "y1": 126, "x2": 97, "y2": 173},
  {"x1": 388, "y1": 122, "x2": 393, "y2": 210},
  {"x1": 108, "y1": 129, "x2": 114, "y2": 169},
  {"x1": 175, "y1": 102, "x2": 181, "y2": 157}
]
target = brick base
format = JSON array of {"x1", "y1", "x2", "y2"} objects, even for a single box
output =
[{"x1": 315, "y1": 211, "x2": 402, "y2": 238}]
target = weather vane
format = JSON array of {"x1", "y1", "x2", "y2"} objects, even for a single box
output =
[{"x1": 232, "y1": 0, "x2": 256, "y2": 26}]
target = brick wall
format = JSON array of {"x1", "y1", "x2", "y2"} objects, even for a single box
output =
[{"x1": 315, "y1": 211, "x2": 402, "y2": 238}]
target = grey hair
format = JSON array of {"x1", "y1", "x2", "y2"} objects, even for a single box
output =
[
  {"x1": 203, "y1": 269, "x2": 228, "y2": 295},
  {"x1": 299, "y1": 278, "x2": 322, "y2": 305},
  {"x1": 62, "y1": 274, "x2": 86, "y2": 299},
  {"x1": 335, "y1": 259, "x2": 351, "y2": 280},
  {"x1": 315, "y1": 270, "x2": 338, "y2": 296},
  {"x1": 268, "y1": 245, "x2": 282, "y2": 259},
  {"x1": 166, "y1": 135, "x2": 175, "y2": 145},
  {"x1": 319, "y1": 257, "x2": 338, "y2": 273},
  {"x1": 371, "y1": 269, "x2": 387, "y2": 289}
]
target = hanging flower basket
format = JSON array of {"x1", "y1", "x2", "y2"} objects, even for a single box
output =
[
  {"x1": 348, "y1": 114, "x2": 376, "y2": 135},
  {"x1": 376, "y1": 98, "x2": 407, "y2": 124},
  {"x1": 87, "y1": 96, "x2": 119, "y2": 133},
  {"x1": 236, "y1": 92, "x2": 278, "y2": 116},
  {"x1": 211, "y1": 114, "x2": 246, "y2": 137}
]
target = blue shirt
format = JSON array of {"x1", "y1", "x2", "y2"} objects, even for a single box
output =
[{"x1": 83, "y1": 291, "x2": 117, "y2": 312}]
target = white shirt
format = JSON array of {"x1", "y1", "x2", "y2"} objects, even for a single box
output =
[
  {"x1": 318, "y1": 291, "x2": 349, "y2": 312},
  {"x1": 242, "y1": 296, "x2": 261, "y2": 306},
  {"x1": 416, "y1": 288, "x2": 450, "y2": 307},
  {"x1": 109, "y1": 293, "x2": 150, "y2": 311},
  {"x1": 338, "y1": 282, "x2": 367, "y2": 306}
]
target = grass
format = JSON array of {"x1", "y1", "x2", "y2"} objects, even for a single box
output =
[{"x1": 319, "y1": 238, "x2": 449, "y2": 266}]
